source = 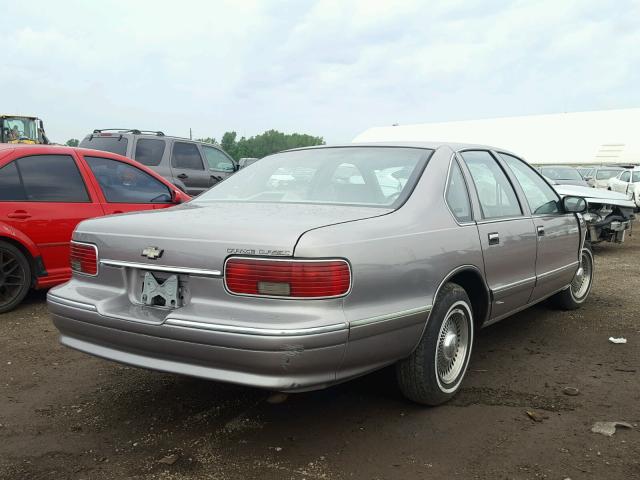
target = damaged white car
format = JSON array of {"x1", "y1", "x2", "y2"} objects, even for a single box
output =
[{"x1": 554, "y1": 184, "x2": 636, "y2": 244}]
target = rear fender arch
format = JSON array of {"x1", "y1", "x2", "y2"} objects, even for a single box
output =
[
  {"x1": 0, "y1": 222, "x2": 40, "y2": 258},
  {"x1": 0, "y1": 223, "x2": 40, "y2": 285},
  {"x1": 410, "y1": 265, "x2": 490, "y2": 354}
]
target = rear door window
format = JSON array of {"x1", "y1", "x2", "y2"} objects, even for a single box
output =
[
  {"x1": 84, "y1": 156, "x2": 172, "y2": 203},
  {"x1": 79, "y1": 136, "x2": 129, "y2": 156},
  {"x1": 0, "y1": 161, "x2": 26, "y2": 200},
  {"x1": 134, "y1": 139, "x2": 166, "y2": 166},
  {"x1": 171, "y1": 142, "x2": 204, "y2": 170},
  {"x1": 460, "y1": 150, "x2": 521, "y2": 219},
  {"x1": 15, "y1": 155, "x2": 90, "y2": 202}
]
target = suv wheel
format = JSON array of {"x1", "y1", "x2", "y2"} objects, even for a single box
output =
[{"x1": 396, "y1": 283, "x2": 474, "y2": 405}]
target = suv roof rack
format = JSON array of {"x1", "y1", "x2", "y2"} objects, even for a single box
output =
[{"x1": 92, "y1": 129, "x2": 165, "y2": 136}]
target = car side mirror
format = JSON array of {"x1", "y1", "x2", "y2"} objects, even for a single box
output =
[
  {"x1": 562, "y1": 195, "x2": 587, "y2": 213},
  {"x1": 171, "y1": 189, "x2": 183, "y2": 204}
]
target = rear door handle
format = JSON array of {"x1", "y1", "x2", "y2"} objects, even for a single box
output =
[
  {"x1": 537, "y1": 226, "x2": 545, "y2": 237},
  {"x1": 177, "y1": 173, "x2": 188, "y2": 179},
  {"x1": 8, "y1": 211, "x2": 31, "y2": 219},
  {"x1": 488, "y1": 232, "x2": 500, "y2": 245}
]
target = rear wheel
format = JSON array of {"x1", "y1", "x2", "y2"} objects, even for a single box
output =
[
  {"x1": 550, "y1": 244, "x2": 594, "y2": 310},
  {"x1": 396, "y1": 283, "x2": 474, "y2": 405},
  {"x1": 0, "y1": 241, "x2": 31, "y2": 314}
]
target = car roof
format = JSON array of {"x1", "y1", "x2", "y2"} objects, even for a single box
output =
[
  {"x1": 0, "y1": 143, "x2": 177, "y2": 187},
  {"x1": 0, "y1": 143, "x2": 74, "y2": 153},
  {"x1": 284, "y1": 141, "x2": 524, "y2": 155},
  {"x1": 539, "y1": 165, "x2": 577, "y2": 169},
  {"x1": 0, "y1": 143, "x2": 142, "y2": 165},
  {"x1": 83, "y1": 131, "x2": 224, "y2": 146}
]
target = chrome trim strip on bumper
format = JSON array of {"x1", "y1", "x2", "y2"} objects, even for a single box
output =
[
  {"x1": 47, "y1": 294, "x2": 97, "y2": 312},
  {"x1": 48, "y1": 294, "x2": 431, "y2": 337},
  {"x1": 100, "y1": 259, "x2": 222, "y2": 278},
  {"x1": 164, "y1": 318, "x2": 347, "y2": 336},
  {"x1": 349, "y1": 305, "x2": 432, "y2": 328}
]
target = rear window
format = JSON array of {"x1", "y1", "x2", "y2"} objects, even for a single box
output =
[
  {"x1": 193, "y1": 147, "x2": 431, "y2": 208},
  {"x1": 80, "y1": 135, "x2": 129, "y2": 156}
]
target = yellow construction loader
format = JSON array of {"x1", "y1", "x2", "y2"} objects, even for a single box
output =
[{"x1": 0, "y1": 115, "x2": 49, "y2": 144}]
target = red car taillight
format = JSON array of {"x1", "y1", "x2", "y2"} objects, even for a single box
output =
[
  {"x1": 70, "y1": 242, "x2": 98, "y2": 276},
  {"x1": 225, "y1": 258, "x2": 351, "y2": 298}
]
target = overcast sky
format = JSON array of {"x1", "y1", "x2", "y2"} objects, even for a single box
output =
[{"x1": 2, "y1": 0, "x2": 638, "y2": 144}]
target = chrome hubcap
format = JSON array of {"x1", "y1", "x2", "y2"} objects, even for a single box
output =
[
  {"x1": 442, "y1": 332, "x2": 458, "y2": 361},
  {"x1": 436, "y1": 306, "x2": 470, "y2": 385},
  {"x1": 571, "y1": 250, "x2": 592, "y2": 300}
]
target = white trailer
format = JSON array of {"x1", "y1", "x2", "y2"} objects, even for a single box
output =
[{"x1": 354, "y1": 108, "x2": 640, "y2": 166}]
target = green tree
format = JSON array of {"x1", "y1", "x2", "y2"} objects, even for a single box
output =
[
  {"x1": 220, "y1": 131, "x2": 238, "y2": 158},
  {"x1": 65, "y1": 139, "x2": 79, "y2": 147},
  {"x1": 196, "y1": 137, "x2": 218, "y2": 145},
  {"x1": 217, "y1": 129, "x2": 324, "y2": 161}
]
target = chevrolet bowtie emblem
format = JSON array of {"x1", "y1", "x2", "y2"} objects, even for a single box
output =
[{"x1": 142, "y1": 247, "x2": 164, "y2": 260}]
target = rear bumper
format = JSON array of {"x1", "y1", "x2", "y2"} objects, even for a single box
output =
[{"x1": 48, "y1": 293, "x2": 348, "y2": 392}]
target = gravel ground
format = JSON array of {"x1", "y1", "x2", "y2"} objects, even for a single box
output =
[{"x1": 1, "y1": 232, "x2": 639, "y2": 479}]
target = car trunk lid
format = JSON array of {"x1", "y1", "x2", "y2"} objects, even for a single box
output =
[{"x1": 74, "y1": 202, "x2": 392, "y2": 272}]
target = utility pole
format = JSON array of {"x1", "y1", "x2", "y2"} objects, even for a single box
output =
[{"x1": 189, "y1": 128, "x2": 192, "y2": 140}]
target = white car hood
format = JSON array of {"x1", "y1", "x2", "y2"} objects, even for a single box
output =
[{"x1": 555, "y1": 185, "x2": 636, "y2": 208}]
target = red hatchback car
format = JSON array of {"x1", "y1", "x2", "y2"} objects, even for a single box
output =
[{"x1": 0, "y1": 144, "x2": 190, "y2": 313}]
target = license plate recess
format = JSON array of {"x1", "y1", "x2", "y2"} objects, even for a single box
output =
[{"x1": 141, "y1": 272, "x2": 179, "y2": 308}]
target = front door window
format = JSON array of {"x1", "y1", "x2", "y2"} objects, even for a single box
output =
[{"x1": 499, "y1": 153, "x2": 560, "y2": 215}]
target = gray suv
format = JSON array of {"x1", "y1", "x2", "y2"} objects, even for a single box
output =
[{"x1": 79, "y1": 129, "x2": 237, "y2": 196}]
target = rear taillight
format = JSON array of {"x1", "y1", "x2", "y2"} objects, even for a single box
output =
[
  {"x1": 225, "y1": 258, "x2": 351, "y2": 298},
  {"x1": 70, "y1": 241, "x2": 98, "y2": 276}
]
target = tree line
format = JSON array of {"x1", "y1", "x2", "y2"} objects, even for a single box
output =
[
  {"x1": 198, "y1": 129, "x2": 325, "y2": 160},
  {"x1": 65, "y1": 129, "x2": 325, "y2": 160}
]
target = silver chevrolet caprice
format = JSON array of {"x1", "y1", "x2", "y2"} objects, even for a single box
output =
[{"x1": 48, "y1": 143, "x2": 593, "y2": 405}]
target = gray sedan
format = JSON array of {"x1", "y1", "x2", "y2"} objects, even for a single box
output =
[{"x1": 48, "y1": 143, "x2": 593, "y2": 405}]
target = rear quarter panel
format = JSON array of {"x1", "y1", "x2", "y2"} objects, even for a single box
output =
[{"x1": 294, "y1": 146, "x2": 485, "y2": 379}]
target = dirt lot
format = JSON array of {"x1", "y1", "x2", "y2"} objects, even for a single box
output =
[{"x1": 1, "y1": 234, "x2": 639, "y2": 480}]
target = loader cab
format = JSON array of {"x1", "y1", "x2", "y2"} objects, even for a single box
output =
[{"x1": 0, "y1": 116, "x2": 48, "y2": 144}]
